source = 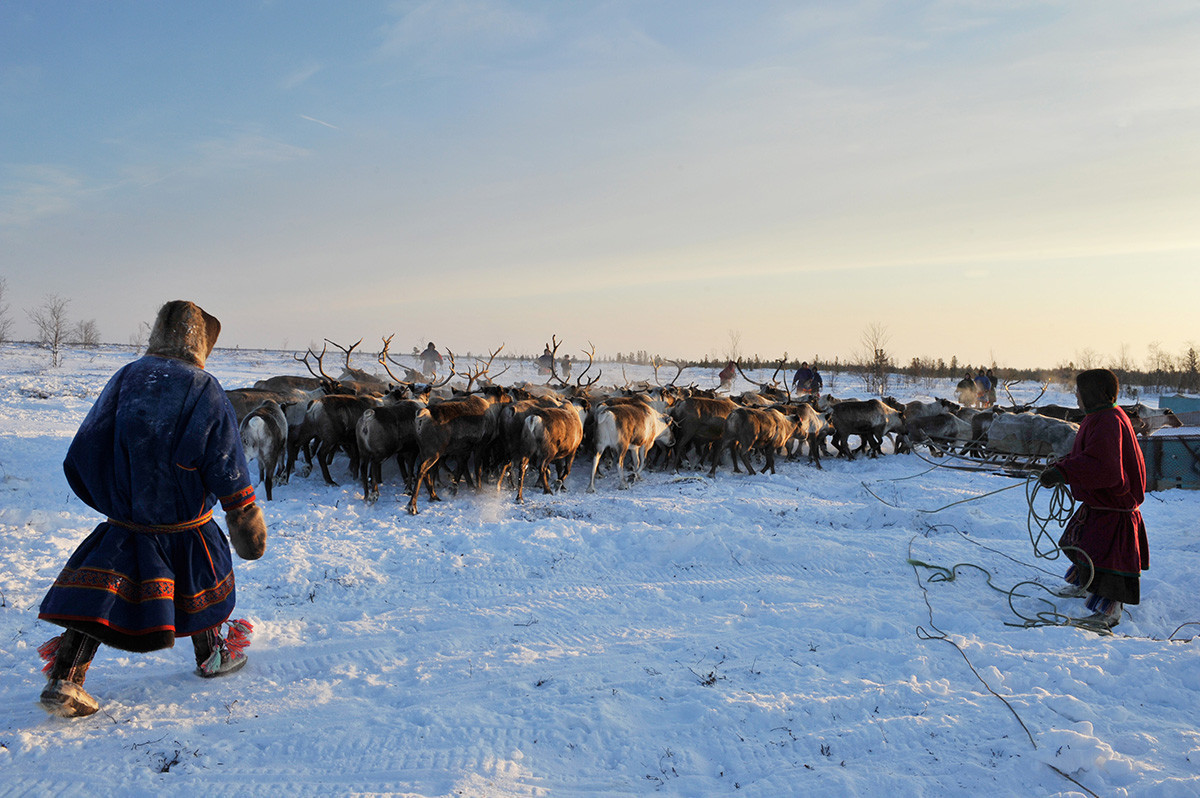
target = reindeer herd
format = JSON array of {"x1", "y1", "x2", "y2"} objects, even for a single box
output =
[{"x1": 226, "y1": 339, "x2": 1184, "y2": 513}]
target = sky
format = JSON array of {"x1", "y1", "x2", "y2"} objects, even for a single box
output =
[{"x1": 1, "y1": 1, "x2": 1198, "y2": 369}]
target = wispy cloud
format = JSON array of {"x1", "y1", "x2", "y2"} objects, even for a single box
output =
[
  {"x1": 281, "y1": 62, "x2": 323, "y2": 90},
  {"x1": 1, "y1": 130, "x2": 311, "y2": 227},
  {"x1": 0, "y1": 164, "x2": 87, "y2": 228},
  {"x1": 192, "y1": 131, "x2": 311, "y2": 167},
  {"x1": 377, "y1": 0, "x2": 548, "y2": 68},
  {"x1": 299, "y1": 114, "x2": 339, "y2": 130}
]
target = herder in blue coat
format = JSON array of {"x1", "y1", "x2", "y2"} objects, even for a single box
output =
[
  {"x1": 37, "y1": 300, "x2": 268, "y2": 718},
  {"x1": 792, "y1": 362, "x2": 814, "y2": 394}
]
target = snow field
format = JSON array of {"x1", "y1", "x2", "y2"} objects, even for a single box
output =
[{"x1": 1, "y1": 344, "x2": 1198, "y2": 796}]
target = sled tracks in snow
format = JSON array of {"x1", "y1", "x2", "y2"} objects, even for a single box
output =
[{"x1": 187, "y1": 559, "x2": 826, "y2": 795}]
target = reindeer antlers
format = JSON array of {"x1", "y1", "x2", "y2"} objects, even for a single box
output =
[
  {"x1": 544, "y1": 335, "x2": 602, "y2": 389},
  {"x1": 575, "y1": 342, "x2": 601, "y2": 388},
  {"x1": 429, "y1": 349, "x2": 457, "y2": 389},
  {"x1": 295, "y1": 343, "x2": 335, "y2": 382},
  {"x1": 1003, "y1": 378, "x2": 1049, "y2": 408},
  {"x1": 377, "y1": 335, "x2": 416, "y2": 385},
  {"x1": 462, "y1": 344, "x2": 507, "y2": 391},
  {"x1": 652, "y1": 358, "x2": 687, "y2": 388},
  {"x1": 545, "y1": 335, "x2": 565, "y2": 386},
  {"x1": 734, "y1": 358, "x2": 787, "y2": 391},
  {"x1": 325, "y1": 338, "x2": 363, "y2": 373}
]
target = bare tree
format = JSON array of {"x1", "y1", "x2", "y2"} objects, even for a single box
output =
[
  {"x1": 724, "y1": 329, "x2": 742, "y2": 362},
  {"x1": 1111, "y1": 342, "x2": 1134, "y2": 373},
  {"x1": 129, "y1": 320, "x2": 151, "y2": 350},
  {"x1": 27, "y1": 294, "x2": 71, "y2": 367},
  {"x1": 1075, "y1": 348, "x2": 1101, "y2": 370},
  {"x1": 1146, "y1": 341, "x2": 1174, "y2": 393},
  {"x1": 0, "y1": 277, "x2": 13, "y2": 344},
  {"x1": 858, "y1": 322, "x2": 892, "y2": 396},
  {"x1": 73, "y1": 319, "x2": 101, "y2": 347}
]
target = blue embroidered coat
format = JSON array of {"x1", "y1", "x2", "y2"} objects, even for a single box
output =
[{"x1": 39, "y1": 355, "x2": 255, "y2": 652}]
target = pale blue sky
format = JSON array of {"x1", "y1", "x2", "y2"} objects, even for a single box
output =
[{"x1": 2, "y1": 1, "x2": 1197, "y2": 368}]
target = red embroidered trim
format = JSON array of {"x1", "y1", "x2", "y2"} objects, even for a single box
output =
[
  {"x1": 219, "y1": 484, "x2": 256, "y2": 512},
  {"x1": 50, "y1": 567, "x2": 235, "y2": 614},
  {"x1": 181, "y1": 571, "x2": 235, "y2": 614}
]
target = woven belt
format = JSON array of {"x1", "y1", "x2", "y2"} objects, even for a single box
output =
[
  {"x1": 1082, "y1": 503, "x2": 1138, "y2": 514},
  {"x1": 106, "y1": 508, "x2": 214, "y2": 533}
]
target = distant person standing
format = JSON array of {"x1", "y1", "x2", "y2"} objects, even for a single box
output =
[
  {"x1": 561, "y1": 354, "x2": 572, "y2": 379},
  {"x1": 956, "y1": 373, "x2": 978, "y2": 407},
  {"x1": 536, "y1": 344, "x2": 554, "y2": 375},
  {"x1": 1039, "y1": 368, "x2": 1148, "y2": 629},
  {"x1": 792, "y1": 362, "x2": 814, "y2": 394},
  {"x1": 420, "y1": 342, "x2": 443, "y2": 376},
  {"x1": 718, "y1": 361, "x2": 736, "y2": 392},
  {"x1": 974, "y1": 371, "x2": 992, "y2": 408}
]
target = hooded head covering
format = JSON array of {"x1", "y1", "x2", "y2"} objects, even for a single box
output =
[
  {"x1": 145, "y1": 300, "x2": 220, "y2": 369},
  {"x1": 1076, "y1": 368, "x2": 1119, "y2": 414}
]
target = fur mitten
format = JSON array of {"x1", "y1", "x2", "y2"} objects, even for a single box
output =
[
  {"x1": 226, "y1": 503, "x2": 267, "y2": 560},
  {"x1": 1038, "y1": 466, "x2": 1066, "y2": 489}
]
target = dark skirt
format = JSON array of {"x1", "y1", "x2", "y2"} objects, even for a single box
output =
[
  {"x1": 1059, "y1": 506, "x2": 1143, "y2": 605},
  {"x1": 39, "y1": 520, "x2": 236, "y2": 652}
]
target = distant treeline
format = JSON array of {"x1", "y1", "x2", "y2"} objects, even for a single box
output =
[{"x1": 595, "y1": 349, "x2": 1200, "y2": 397}]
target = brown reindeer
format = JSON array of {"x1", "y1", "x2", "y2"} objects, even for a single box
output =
[
  {"x1": 297, "y1": 342, "x2": 387, "y2": 397},
  {"x1": 226, "y1": 388, "x2": 294, "y2": 422},
  {"x1": 587, "y1": 402, "x2": 674, "y2": 491},
  {"x1": 512, "y1": 403, "x2": 586, "y2": 502},
  {"x1": 252, "y1": 374, "x2": 324, "y2": 394},
  {"x1": 493, "y1": 395, "x2": 564, "y2": 489},
  {"x1": 709, "y1": 406, "x2": 797, "y2": 477},
  {"x1": 408, "y1": 387, "x2": 510, "y2": 514},
  {"x1": 669, "y1": 394, "x2": 738, "y2": 471}
]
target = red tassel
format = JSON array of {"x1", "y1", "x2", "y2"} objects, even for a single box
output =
[
  {"x1": 38, "y1": 635, "x2": 62, "y2": 674},
  {"x1": 224, "y1": 618, "x2": 253, "y2": 658}
]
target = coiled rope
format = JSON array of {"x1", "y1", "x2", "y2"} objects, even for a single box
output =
[
  {"x1": 884, "y1": 451, "x2": 1189, "y2": 796},
  {"x1": 863, "y1": 449, "x2": 1104, "y2": 631},
  {"x1": 1004, "y1": 478, "x2": 1111, "y2": 632}
]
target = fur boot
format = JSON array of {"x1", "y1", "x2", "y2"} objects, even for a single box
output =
[
  {"x1": 39, "y1": 629, "x2": 101, "y2": 717},
  {"x1": 194, "y1": 619, "x2": 253, "y2": 677},
  {"x1": 1079, "y1": 596, "x2": 1123, "y2": 629}
]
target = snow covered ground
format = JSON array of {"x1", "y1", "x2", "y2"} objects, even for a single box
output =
[{"x1": 2, "y1": 343, "x2": 1198, "y2": 797}]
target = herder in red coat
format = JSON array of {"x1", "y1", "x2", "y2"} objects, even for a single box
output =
[
  {"x1": 1039, "y1": 368, "x2": 1148, "y2": 629},
  {"x1": 717, "y1": 361, "x2": 736, "y2": 392}
]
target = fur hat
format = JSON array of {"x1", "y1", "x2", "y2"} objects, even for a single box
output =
[
  {"x1": 1076, "y1": 368, "x2": 1119, "y2": 413},
  {"x1": 145, "y1": 300, "x2": 221, "y2": 369}
]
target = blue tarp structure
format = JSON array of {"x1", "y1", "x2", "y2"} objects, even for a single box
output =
[
  {"x1": 1142, "y1": 397, "x2": 1200, "y2": 491},
  {"x1": 1159, "y1": 394, "x2": 1200, "y2": 414}
]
